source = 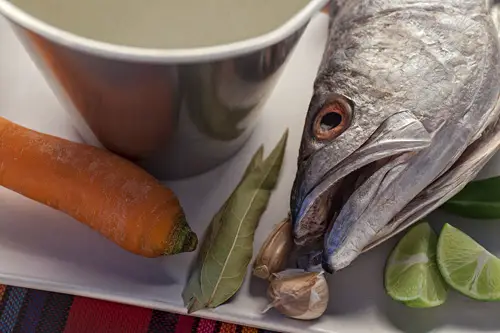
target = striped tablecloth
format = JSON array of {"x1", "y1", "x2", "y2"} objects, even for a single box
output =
[{"x1": 0, "y1": 285, "x2": 278, "y2": 333}]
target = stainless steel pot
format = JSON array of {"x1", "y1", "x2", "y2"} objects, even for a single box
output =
[{"x1": 0, "y1": 0, "x2": 328, "y2": 179}]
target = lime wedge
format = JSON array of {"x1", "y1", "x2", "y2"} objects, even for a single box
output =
[
  {"x1": 385, "y1": 222, "x2": 448, "y2": 308},
  {"x1": 437, "y1": 223, "x2": 500, "y2": 301}
]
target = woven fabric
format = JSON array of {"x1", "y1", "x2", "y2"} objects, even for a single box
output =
[{"x1": 0, "y1": 285, "x2": 279, "y2": 333}]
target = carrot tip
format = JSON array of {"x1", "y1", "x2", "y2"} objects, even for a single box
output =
[
  {"x1": 165, "y1": 213, "x2": 198, "y2": 255},
  {"x1": 182, "y1": 231, "x2": 199, "y2": 253}
]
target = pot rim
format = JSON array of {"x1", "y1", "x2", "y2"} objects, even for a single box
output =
[{"x1": 0, "y1": 0, "x2": 329, "y2": 64}]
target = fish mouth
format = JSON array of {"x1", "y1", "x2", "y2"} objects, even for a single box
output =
[
  {"x1": 292, "y1": 155, "x2": 397, "y2": 247},
  {"x1": 292, "y1": 154, "x2": 401, "y2": 274}
]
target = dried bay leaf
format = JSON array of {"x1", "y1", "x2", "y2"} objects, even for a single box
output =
[
  {"x1": 201, "y1": 130, "x2": 288, "y2": 307},
  {"x1": 182, "y1": 266, "x2": 205, "y2": 313},
  {"x1": 183, "y1": 146, "x2": 264, "y2": 312},
  {"x1": 182, "y1": 130, "x2": 288, "y2": 312}
]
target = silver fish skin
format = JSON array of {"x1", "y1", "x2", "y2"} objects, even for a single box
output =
[{"x1": 290, "y1": 0, "x2": 500, "y2": 273}]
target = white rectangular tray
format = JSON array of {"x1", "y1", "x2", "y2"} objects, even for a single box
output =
[{"x1": 2, "y1": 12, "x2": 500, "y2": 333}]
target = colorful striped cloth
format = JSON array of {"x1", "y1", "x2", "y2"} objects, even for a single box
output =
[{"x1": 0, "y1": 285, "x2": 279, "y2": 333}]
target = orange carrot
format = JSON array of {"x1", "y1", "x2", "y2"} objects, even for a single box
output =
[{"x1": 0, "y1": 117, "x2": 197, "y2": 257}]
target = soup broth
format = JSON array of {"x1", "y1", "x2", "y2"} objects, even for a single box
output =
[{"x1": 10, "y1": 0, "x2": 311, "y2": 48}]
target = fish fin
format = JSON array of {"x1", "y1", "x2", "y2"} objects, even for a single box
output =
[{"x1": 363, "y1": 109, "x2": 500, "y2": 252}]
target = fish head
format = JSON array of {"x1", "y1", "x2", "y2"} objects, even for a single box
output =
[
  {"x1": 290, "y1": 0, "x2": 500, "y2": 273},
  {"x1": 288, "y1": 22, "x2": 467, "y2": 272}
]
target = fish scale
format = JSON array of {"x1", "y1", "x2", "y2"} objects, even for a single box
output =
[{"x1": 291, "y1": 0, "x2": 500, "y2": 273}]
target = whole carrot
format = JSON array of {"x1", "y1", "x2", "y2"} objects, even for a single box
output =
[{"x1": 0, "y1": 117, "x2": 197, "y2": 257}]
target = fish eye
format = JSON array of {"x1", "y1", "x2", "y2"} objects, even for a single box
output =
[{"x1": 313, "y1": 96, "x2": 352, "y2": 141}]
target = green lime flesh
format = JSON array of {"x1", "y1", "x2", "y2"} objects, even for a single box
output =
[
  {"x1": 437, "y1": 223, "x2": 500, "y2": 301},
  {"x1": 385, "y1": 222, "x2": 448, "y2": 308}
]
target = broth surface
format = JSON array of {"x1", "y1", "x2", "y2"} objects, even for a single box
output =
[{"x1": 10, "y1": 0, "x2": 311, "y2": 48}]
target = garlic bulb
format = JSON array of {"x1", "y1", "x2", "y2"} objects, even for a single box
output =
[
  {"x1": 253, "y1": 216, "x2": 294, "y2": 280},
  {"x1": 263, "y1": 269, "x2": 329, "y2": 320}
]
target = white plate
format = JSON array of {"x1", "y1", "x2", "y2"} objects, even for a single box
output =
[{"x1": 2, "y1": 12, "x2": 500, "y2": 333}]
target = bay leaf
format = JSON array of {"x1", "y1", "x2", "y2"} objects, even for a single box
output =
[
  {"x1": 441, "y1": 176, "x2": 500, "y2": 219},
  {"x1": 182, "y1": 146, "x2": 264, "y2": 313},
  {"x1": 182, "y1": 266, "x2": 205, "y2": 313},
  {"x1": 181, "y1": 135, "x2": 284, "y2": 313},
  {"x1": 200, "y1": 130, "x2": 288, "y2": 308}
]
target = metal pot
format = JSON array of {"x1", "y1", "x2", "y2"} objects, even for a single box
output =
[{"x1": 0, "y1": 0, "x2": 328, "y2": 179}]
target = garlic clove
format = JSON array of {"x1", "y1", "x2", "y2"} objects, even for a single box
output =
[
  {"x1": 253, "y1": 216, "x2": 294, "y2": 280},
  {"x1": 264, "y1": 269, "x2": 329, "y2": 321},
  {"x1": 271, "y1": 268, "x2": 308, "y2": 280}
]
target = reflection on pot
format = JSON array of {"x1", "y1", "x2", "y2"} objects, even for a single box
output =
[
  {"x1": 182, "y1": 27, "x2": 305, "y2": 142},
  {"x1": 9, "y1": 20, "x2": 308, "y2": 179},
  {"x1": 24, "y1": 30, "x2": 180, "y2": 161}
]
